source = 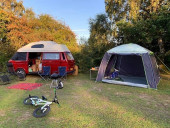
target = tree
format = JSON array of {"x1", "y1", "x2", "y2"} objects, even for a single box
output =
[
  {"x1": 0, "y1": 0, "x2": 78, "y2": 71},
  {"x1": 7, "y1": 14, "x2": 31, "y2": 50},
  {"x1": 0, "y1": 10, "x2": 9, "y2": 43},
  {"x1": 105, "y1": 0, "x2": 170, "y2": 61},
  {"x1": 0, "y1": 10, "x2": 15, "y2": 70},
  {"x1": 105, "y1": 0, "x2": 167, "y2": 21},
  {"x1": 0, "y1": 0, "x2": 25, "y2": 16},
  {"x1": 117, "y1": 5, "x2": 170, "y2": 55},
  {"x1": 26, "y1": 14, "x2": 79, "y2": 52},
  {"x1": 75, "y1": 14, "x2": 115, "y2": 72},
  {"x1": 0, "y1": 0, "x2": 78, "y2": 51},
  {"x1": 88, "y1": 14, "x2": 115, "y2": 65}
]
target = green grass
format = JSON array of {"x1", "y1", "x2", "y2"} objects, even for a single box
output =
[{"x1": 0, "y1": 74, "x2": 170, "y2": 128}]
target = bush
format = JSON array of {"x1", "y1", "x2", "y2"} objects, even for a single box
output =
[{"x1": 165, "y1": 50, "x2": 170, "y2": 68}]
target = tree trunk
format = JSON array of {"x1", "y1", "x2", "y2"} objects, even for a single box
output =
[{"x1": 158, "y1": 37, "x2": 165, "y2": 61}]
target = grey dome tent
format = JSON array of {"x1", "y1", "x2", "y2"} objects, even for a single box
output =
[{"x1": 96, "y1": 43, "x2": 160, "y2": 89}]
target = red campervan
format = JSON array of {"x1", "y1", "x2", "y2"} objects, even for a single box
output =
[{"x1": 7, "y1": 41, "x2": 75, "y2": 76}]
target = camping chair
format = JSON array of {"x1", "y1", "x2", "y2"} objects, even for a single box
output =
[
  {"x1": 6, "y1": 62, "x2": 18, "y2": 81},
  {"x1": 52, "y1": 66, "x2": 67, "y2": 79},
  {"x1": 38, "y1": 66, "x2": 51, "y2": 81},
  {"x1": 6, "y1": 63, "x2": 16, "y2": 75},
  {"x1": 0, "y1": 72, "x2": 10, "y2": 85},
  {"x1": 7, "y1": 66, "x2": 16, "y2": 75},
  {"x1": 58, "y1": 66, "x2": 67, "y2": 79}
]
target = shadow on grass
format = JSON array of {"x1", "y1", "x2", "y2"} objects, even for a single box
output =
[
  {"x1": 0, "y1": 73, "x2": 170, "y2": 128},
  {"x1": 66, "y1": 74, "x2": 170, "y2": 127}
]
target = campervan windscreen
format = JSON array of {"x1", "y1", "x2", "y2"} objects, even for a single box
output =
[
  {"x1": 11, "y1": 52, "x2": 27, "y2": 60},
  {"x1": 66, "y1": 53, "x2": 74, "y2": 60}
]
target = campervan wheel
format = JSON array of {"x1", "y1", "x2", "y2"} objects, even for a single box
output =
[{"x1": 16, "y1": 68, "x2": 26, "y2": 77}]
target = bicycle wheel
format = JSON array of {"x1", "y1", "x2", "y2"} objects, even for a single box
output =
[
  {"x1": 33, "y1": 106, "x2": 51, "y2": 118},
  {"x1": 23, "y1": 96, "x2": 39, "y2": 105}
]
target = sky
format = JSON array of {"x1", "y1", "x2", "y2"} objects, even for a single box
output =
[{"x1": 22, "y1": 0, "x2": 105, "y2": 41}]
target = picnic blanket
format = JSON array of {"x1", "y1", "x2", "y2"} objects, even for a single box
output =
[{"x1": 7, "y1": 83, "x2": 42, "y2": 90}]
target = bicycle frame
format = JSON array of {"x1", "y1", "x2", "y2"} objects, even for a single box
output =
[
  {"x1": 23, "y1": 78, "x2": 62, "y2": 118},
  {"x1": 29, "y1": 97, "x2": 52, "y2": 110}
]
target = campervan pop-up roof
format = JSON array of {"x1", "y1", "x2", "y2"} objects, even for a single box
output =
[{"x1": 17, "y1": 41, "x2": 70, "y2": 52}]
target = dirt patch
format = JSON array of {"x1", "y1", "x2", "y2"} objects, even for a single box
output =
[
  {"x1": 138, "y1": 93, "x2": 170, "y2": 113},
  {"x1": 74, "y1": 81, "x2": 82, "y2": 86},
  {"x1": 12, "y1": 108, "x2": 32, "y2": 122},
  {"x1": 92, "y1": 87, "x2": 102, "y2": 92},
  {"x1": 139, "y1": 93, "x2": 170, "y2": 106},
  {"x1": 81, "y1": 91, "x2": 92, "y2": 99},
  {"x1": 49, "y1": 117, "x2": 65, "y2": 123},
  {"x1": 115, "y1": 92, "x2": 131, "y2": 96},
  {"x1": 71, "y1": 95, "x2": 81, "y2": 99},
  {"x1": 160, "y1": 74, "x2": 170, "y2": 80},
  {"x1": 138, "y1": 93, "x2": 152, "y2": 99},
  {"x1": 17, "y1": 111, "x2": 32, "y2": 124},
  {"x1": 107, "y1": 88, "x2": 112, "y2": 90},
  {"x1": 0, "y1": 110, "x2": 5, "y2": 117},
  {"x1": 12, "y1": 108, "x2": 21, "y2": 114},
  {"x1": 163, "y1": 99, "x2": 170, "y2": 104},
  {"x1": 138, "y1": 93, "x2": 154, "y2": 105}
]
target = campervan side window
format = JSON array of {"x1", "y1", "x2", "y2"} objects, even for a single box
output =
[
  {"x1": 31, "y1": 44, "x2": 44, "y2": 48},
  {"x1": 66, "y1": 53, "x2": 74, "y2": 60},
  {"x1": 43, "y1": 53, "x2": 60, "y2": 60},
  {"x1": 11, "y1": 52, "x2": 27, "y2": 61},
  {"x1": 62, "y1": 53, "x2": 65, "y2": 60}
]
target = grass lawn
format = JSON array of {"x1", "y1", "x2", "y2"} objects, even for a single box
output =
[{"x1": 0, "y1": 74, "x2": 170, "y2": 128}]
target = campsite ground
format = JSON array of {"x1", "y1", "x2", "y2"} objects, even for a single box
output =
[{"x1": 0, "y1": 74, "x2": 170, "y2": 128}]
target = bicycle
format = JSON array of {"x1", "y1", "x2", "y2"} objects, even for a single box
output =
[{"x1": 23, "y1": 73, "x2": 63, "y2": 118}]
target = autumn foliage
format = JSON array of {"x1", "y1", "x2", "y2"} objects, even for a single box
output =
[{"x1": 0, "y1": 0, "x2": 78, "y2": 70}]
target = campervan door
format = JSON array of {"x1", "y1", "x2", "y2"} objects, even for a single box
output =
[
  {"x1": 42, "y1": 52, "x2": 60, "y2": 74},
  {"x1": 65, "y1": 52, "x2": 75, "y2": 72}
]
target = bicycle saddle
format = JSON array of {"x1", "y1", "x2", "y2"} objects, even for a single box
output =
[
  {"x1": 51, "y1": 73, "x2": 61, "y2": 79},
  {"x1": 42, "y1": 96, "x2": 47, "y2": 100}
]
